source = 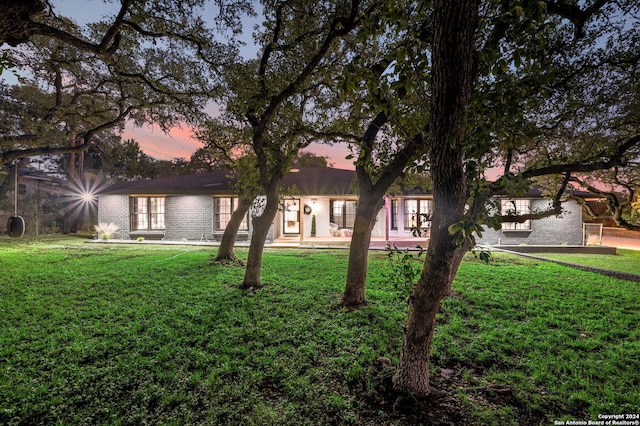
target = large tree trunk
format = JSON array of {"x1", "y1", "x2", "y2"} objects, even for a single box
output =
[
  {"x1": 215, "y1": 196, "x2": 253, "y2": 262},
  {"x1": 393, "y1": 0, "x2": 478, "y2": 396},
  {"x1": 392, "y1": 220, "x2": 462, "y2": 394},
  {"x1": 241, "y1": 187, "x2": 279, "y2": 289},
  {"x1": 341, "y1": 195, "x2": 385, "y2": 307}
]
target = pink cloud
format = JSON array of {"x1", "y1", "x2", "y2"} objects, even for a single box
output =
[{"x1": 122, "y1": 123, "x2": 203, "y2": 161}]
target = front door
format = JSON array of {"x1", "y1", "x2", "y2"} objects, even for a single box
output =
[{"x1": 283, "y1": 198, "x2": 300, "y2": 234}]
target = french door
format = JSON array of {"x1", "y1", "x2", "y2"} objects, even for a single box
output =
[{"x1": 283, "y1": 198, "x2": 300, "y2": 234}]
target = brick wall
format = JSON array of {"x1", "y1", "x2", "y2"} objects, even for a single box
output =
[
  {"x1": 97, "y1": 195, "x2": 130, "y2": 239},
  {"x1": 98, "y1": 194, "x2": 280, "y2": 242},
  {"x1": 164, "y1": 195, "x2": 213, "y2": 241},
  {"x1": 476, "y1": 199, "x2": 583, "y2": 245}
]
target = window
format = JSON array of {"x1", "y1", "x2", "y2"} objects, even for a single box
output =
[
  {"x1": 131, "y1": 197, "x2": 165, "y2": 231},
  {"x1": 330, "y1": 200, "x2": 357, "y2": 228},
  {"x1": 404, "y1": 199, "x2": 432, "y2": 229},
  {"x1": 215, "y1": 197, "x2": 248, "y2": 231},
  {"x1": 390, "y1": 199, "x2": 398, "y2": 230},
  {"x1": 501, "y1": 199, "x2": 531, "y2": 230}
]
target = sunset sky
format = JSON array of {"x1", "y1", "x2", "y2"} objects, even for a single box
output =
[
  {"x1": 120, "y1": 121, "x2": 354, "y2": 169},
  {"x1": 49, "y1": 0, "x2": 355, "y2": 170}
]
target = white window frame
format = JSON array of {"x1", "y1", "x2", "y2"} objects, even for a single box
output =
[
  {"x1": 404, "y1": 198, "x2": 433, "y2": 229},
  {"x1": 131, "y1": 196, "x2": 165, "y2": 231},
  {"x1": 501, "y1": 198, "x2": 531, "y2": 230},
  {"x1": 214, "y1": 197, "x2": 248, "y2": 231}
]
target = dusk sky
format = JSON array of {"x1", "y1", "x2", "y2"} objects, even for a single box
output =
[{"x1": 48, "y1": 0, "x2": 355, "y2": 169}]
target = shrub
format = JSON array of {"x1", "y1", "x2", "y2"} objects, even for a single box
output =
[
  {"x1": 382, "y1": 244, "x2": 424, "y2": 296},
  {"x1": 94, "y1": 222, "x2": 120, "y2": 240}
]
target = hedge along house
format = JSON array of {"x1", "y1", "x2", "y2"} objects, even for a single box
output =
[{"x1": 96, "y1": 167, "x2": 588, "y2": 246}]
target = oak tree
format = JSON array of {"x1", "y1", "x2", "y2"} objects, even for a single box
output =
[
  {"x1": 216, "y1": 0, "x2": 365, "y2": 288},
  {"x1": 0, "y1": 0, "x2": 249, "y2": 168},
  {"x1": 391, "y1": 0, "x2": 640, "y2": 395},
  {"x1": 318, "y1": 0, "x2": 639, "y2": 395}
]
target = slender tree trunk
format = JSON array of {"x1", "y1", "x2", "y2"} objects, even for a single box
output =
[
  {"x1": 215, "y1": 196, "x2": 253, "y2": 262},
  {"x1": 242, "y1": 186, "x2": 279, "y2": 289},
  {"x1": 340, "y1": 110, "x2": 422, "y2": 307},
  {"x1": 341, "y1": 195, "x2": 384, "y2": 307},
  {"x1": 64, "y1": 127, "x2": 77, "y2": 234},
  {"x1": 393, "y1": 0, "x2": 478, "y2": 396},
  {"x1": 447, "y1": 242, "x2": 472, "y2": 294}
]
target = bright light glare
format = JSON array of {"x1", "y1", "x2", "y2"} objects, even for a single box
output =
[
  {"x1": 80, "y1": 191, "x2": 96, "y2": 203},
  {"x1": 64, "y1": 173, "x2": 107, "y2": 223}
]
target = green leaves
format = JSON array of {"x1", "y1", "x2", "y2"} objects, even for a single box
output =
[
  {"x1": 383, "y1": 243, "x2": 425, "y2": 296},
  {"x1": 446, "y1": 200, "x2": 506, "y2": 247},
  {"x1": 492, "y1": 57, "x2": 509, "y2": 76},
  {"x1": 0, "y1": 51, "x2": 15, "y2": 76},
  {"x1": 498, "y1": 174, "x2": 531, "y2": 197},
  {"x1": 470, "y1": 246, "x2": 493, "y2": 263},
  {"x1": 447, "y1": 216, "x2": 486, "y2": 246}
]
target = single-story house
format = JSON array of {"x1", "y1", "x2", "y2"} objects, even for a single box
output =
[{"x1": 96, "y1": 167, "x2": 587, "y2": 246}]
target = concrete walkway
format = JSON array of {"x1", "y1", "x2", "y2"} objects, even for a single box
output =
[
  {"x1": 600, "y1": 227, "x2": 640, "y2": 251},
  {"x1": 490, "y1": 246, "x2": 640, "y2": 283},
  {"x1": 601, "y1": 236, "x2": 640, "y2": 251}
]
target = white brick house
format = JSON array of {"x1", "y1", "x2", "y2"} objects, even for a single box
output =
[{"x1": 97, "y1": 167, "x2": 586, "y2": 245}]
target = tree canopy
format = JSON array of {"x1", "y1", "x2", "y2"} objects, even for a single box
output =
[
  {"x1": 0, "y1": 0, "x2": 252, "y2": 169},
  {"x1": 210, "y1": 0, "x2": 368, "y2": 287},
  {"x1": 380, "y1": 0, "x2": 640, "y2": 396}
]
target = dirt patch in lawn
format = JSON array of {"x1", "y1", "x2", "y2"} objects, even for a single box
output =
[{"x1": 356, "y1": 359, "x2": 570, "y2": 425}]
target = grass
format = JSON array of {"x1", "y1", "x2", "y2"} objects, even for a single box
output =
[
  {"x1": 0, "y1": 236, "x2": 638, "y2": 425},
  {"x1": 534, "y1": 249, "x2": 640, "y2": 275},
  {"x1": 435, "y1": 253, "x2": 639, "y2": 423}
]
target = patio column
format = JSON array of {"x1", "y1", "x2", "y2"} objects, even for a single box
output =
[
  {"x1": 384, "y1": 196, "x2": 389, "y2": 243},
  {"x1": 300, "y1": 199, "x2": 305, "y2": 245}
]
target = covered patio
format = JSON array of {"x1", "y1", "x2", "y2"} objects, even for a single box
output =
[{"x1": 271, "y1": 235, "x2": 430, "y2": 250}]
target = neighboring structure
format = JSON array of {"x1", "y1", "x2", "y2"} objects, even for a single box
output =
[
  {"x1": 97, "y1": 167, "x2": 587, "y2": 246},
  {"x1": 1, "y1": 168, "x2": 65, "y2": 235}
]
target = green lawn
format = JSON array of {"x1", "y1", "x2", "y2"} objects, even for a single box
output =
[
  {"x1": 0, "y1": 237, "x2": 638, "y2": 425},
  {"x1": 534, "y1": 249, "x2": 640, "y2": 275}
]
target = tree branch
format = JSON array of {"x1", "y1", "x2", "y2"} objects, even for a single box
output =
[
  {"x1": 570, "y1": 176, "x2": 640, "y2": 231},
  {"x1": 520, "y1": 134, "x2": 640, "y2": 179},
  {"x1": 546, "y1": 0, "x2": 610, "y2": 38},
  {"x1": 259, "y1": 0, "x2": 361, "y2": 130}
]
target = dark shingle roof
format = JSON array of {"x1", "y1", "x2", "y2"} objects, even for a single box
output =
[
  {"x1": 99, "y1": 168, "x2": 595, "y2": 199},
  {"x1": 281, "y1": 167, "x2": 356, "y2": 195},
  {"x1": 99, "y1": 167, "x2": 356, "y2": 196},
  {"x1": 495, "y1": 186, "x2": 594, "y2": 199},
  {"x1": 98, "y1": 170, "x2": 236, "y2": 195}
]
